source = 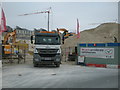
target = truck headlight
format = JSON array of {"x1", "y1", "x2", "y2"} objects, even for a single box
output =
[
  {"x1": 56, "y1": 58, "x2": 60, "y2": 61},
  {"x1": 57, "y1": 49, "x2": 61, "y2": 53},
  {"x1": 34, "y1": 54, "x2": 41, "y2": 61}
]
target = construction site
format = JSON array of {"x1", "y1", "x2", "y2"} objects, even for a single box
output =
[
  {"x1": 1, "y1": 23, "x2": 120, "y2": 66},
  {"x1": 0, "y1": 2, "x2": 120, "y2": 89}
]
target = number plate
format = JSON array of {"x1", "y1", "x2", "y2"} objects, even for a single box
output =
[{"x1": 44, "y1": 57, "x2": 51, "y2": 60}]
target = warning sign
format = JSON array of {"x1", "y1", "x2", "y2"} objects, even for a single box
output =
[
  {"x1": 78, "y1": 56, "x2": 85, "y2": 63},
  {"x1": 80, "y1": 48, "x2": 114, "y2": 59}
]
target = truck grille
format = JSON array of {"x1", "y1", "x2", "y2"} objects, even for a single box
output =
[
  {"x1": 40, "y1": 54, "x2": 56, "y2": 57},
  {"x1": 37, "y1": 49, "x2": 58, "y2": 54}
]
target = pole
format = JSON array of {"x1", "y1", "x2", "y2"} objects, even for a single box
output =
[
  {"x1": 0, "y1": 3, "x2": 2, "y2": 61},
  {"x1": 24, "y1": 47, "x2": 25, "y2": 63},
  {"x1": 18, "y1": 45, "x2": 19, "y2": 64},
  {"x1": 48, "y1": 11, "x2": 50, "y2": 31}
]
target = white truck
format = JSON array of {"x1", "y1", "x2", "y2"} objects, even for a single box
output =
[{"x1": 31, "y1": 30, "x2": 62, "y2": 67}]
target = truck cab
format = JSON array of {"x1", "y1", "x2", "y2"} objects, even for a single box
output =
[{"x1": 31, "y1": 31, "x2": 61, "y2": 67}]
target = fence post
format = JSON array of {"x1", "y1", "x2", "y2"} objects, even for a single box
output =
[
  {"x1": 24, "y1": 47, "x2": 26, "y2": 63},
  {"x1": 10, "y1": 45, "x2": 12, "y2": 64},
  {"x1": 18, "y1": 45, "x2": 19, "y2": 64},
  {"x1": 65, "y1": 48, "x2": 66, "y2": 62}
]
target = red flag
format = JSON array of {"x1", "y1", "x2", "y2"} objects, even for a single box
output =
[
  {"x1": 0, "y1": 8, "x2": 7, "y2": 35},
  {"x1": 76, "y1": 18, "x2": 80, "y2": 38}
]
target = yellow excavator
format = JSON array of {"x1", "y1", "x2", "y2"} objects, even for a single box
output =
[
  {"x1": 2, "y1": 29, "x2": 28, "y2": 57},
  {"x1": 2, "y1": 29, "x2": 16, "y2": 55},
  {"x1": 57, "y1": 28, "x2": 76, "y2": 38},
  {"x1": 57, "y1": 28, "x2": 76, "y2": 43}
]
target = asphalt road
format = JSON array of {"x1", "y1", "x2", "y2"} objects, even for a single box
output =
[{"x1": 2, "y1": 62, "x2": 119, "y2": 88}]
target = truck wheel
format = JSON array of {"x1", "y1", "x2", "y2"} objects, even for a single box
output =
[
  {"x1": 34, "y1": 63, "x2": 38, "y2": 67},
  {"x1": 56, "y1": 64, "x2": 60, "y2": 67}
]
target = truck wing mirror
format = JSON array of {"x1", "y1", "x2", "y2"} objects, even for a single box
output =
[
  {"x1": 62, "y1": 38, "x2": 64, "y2": 44},
  {"x1": 31, "y1": 36, "x2": 33, "y2": 44},
  {"x1": 62, "y1": 40, "x2": 64, "y2": 44}
]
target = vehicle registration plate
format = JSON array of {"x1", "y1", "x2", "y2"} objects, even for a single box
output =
[{"x1": 44, "y1": 57, "x2": 51, "y2": 60}]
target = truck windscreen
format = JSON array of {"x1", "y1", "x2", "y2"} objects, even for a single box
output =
[{"x1": 35, "y1": 36, "x2": 61, "y2": 45}]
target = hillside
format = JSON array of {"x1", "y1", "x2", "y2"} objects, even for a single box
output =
[{"x1": 62, "y1": 23, "x2": 119, "y2": 48}]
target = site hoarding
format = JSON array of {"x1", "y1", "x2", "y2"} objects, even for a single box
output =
[{"x1": 80, "y1": 48, "x2": 114, "y2": 59}]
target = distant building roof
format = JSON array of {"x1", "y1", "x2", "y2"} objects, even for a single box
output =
[{"x1": 16, "y1": 26, "x2": 30, "y2": 31}]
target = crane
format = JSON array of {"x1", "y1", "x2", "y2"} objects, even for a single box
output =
[{"x1": 18, "y1": 7, "x2": 51, "y2": 31}]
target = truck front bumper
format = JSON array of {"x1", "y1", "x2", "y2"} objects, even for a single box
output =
[{"x1": 33, "y1": 53, "x2": 61, "y2": 65}]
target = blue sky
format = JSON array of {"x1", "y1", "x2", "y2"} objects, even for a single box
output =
[{"x1": 2, "y1": 2, "x2": 118, "y2": 32}]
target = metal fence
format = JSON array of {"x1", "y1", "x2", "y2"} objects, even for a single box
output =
[
  {"x1": 2, "y1": 44, "x2": 28, "y2": 64},
  {"x1": 62, "y1": 46, "x2": 77, "y2": 62}
]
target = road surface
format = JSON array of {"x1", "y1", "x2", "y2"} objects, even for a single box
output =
[{"x1": 2, "y1": 62, "x2": 119, "y2": 88}]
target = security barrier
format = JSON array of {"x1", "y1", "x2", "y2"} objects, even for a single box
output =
[{"x1": 77, "y1": 43, "x2": 120, "y2": 68}]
